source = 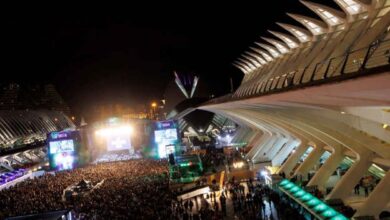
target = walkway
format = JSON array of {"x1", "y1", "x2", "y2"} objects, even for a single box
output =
[{"x1": 182, "y1": 181, "x2": 279, "y2": 219}]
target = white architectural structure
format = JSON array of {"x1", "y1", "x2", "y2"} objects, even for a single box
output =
[{"x1": 199, "y1": 0, "x2": 390, "y2": 218}]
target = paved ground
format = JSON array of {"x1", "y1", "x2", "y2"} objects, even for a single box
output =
[{"x1": 183, "y1": 181, "x2": 279, "y2": 220}]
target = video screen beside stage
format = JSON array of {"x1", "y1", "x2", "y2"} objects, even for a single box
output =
[
  {"x1": 49, "y1": 140, "x2": 75, "y2": 154},
  {"x1": 47, "y1": 130, "x2": 81, "y2": 171},
  {"x1": 153, "y1": 120, "x2": 180, "y2": 159}
]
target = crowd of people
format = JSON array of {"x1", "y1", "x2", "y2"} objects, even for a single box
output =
[
  {"x1": 354, "y1": 175, "x2": 380, "y2": 197},
  {"x1": 170, "y1": 178, "x2": 309, "y2": 220},
  {"x1": 223, "y1": 179, "x2": 307, "y2": 220},
  {"x1": 93, "y1": 152, "x2": 142, "y2": 163},
  {"x1": 0, "y1": 159, "x2": 176, "y2": 219}
]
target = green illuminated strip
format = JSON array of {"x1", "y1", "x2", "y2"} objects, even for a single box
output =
[{"x1": 278, "y1": 179, "x2": 349, "y2": 220}]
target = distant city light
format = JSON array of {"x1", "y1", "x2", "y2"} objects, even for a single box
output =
[{"x1": 151, "y1": 102, "x2": 157, "y2": 108}]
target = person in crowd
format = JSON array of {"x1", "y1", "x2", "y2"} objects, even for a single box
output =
[
  {"x1": 0, "y1": 159, "x2": 179, "y2": 220},
  {"x1": 354, "y1": 183, "x2": 360, "y2": 195},
  {"x1": 364, "y1": 186, "x2": 369, "y2": 197}
]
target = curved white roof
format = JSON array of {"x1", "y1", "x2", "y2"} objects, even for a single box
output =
[
  {"x1": 287, "y1": 13, "x2": 327, "y2": 35},
  {"x1": 245, "y1": 51, "x2": 267, "y2": 65},
  {"x1": 334, "y1": 0, "x2": 368, "y2": 15},
  {"x1": 300, "y1": 0, "x2": 346, "y2": 26},
  {"x1": 255, "y1": 42, "x2": 281, "y2": 58},
  {"x1": 268, "y1": 30, "x2": 300, "y2": 49},
  {"x1": 242, "y1": 54, "x2": 262, "y2": 68},
  {"x1": 261, "y1": 37, "x2": 290, "y2": 54},
  {"x1": 277, "y1": 23, "x2": 312, "y2": 43}
]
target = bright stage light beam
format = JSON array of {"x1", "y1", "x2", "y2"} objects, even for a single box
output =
[{"x1": 95, "y1": 125, "x2": 134, "y2": 137}]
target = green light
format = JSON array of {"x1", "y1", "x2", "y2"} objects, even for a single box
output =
[
  {"x1": 289, "y1": 186, "x2": 300, "y2": 193},
  {"x1": 306, "y1": 198, "x2": 321, "y2": 207},
  {"x1": 299, "y1": 193, "x2": 313, "y2": 201},
  {"x1": 279, "y1": 179, "x2": 290, "y2": 186},
  {"x1": 284, "y1": 182, "x2": 294, "y2": 189},
  {"x1": 313, "y1": 203, "x2": 328, "y2": 212},
  {"x1": 330, "y1": 214, "x2": 349, "y2": 220},
  {"x1": 293, "y1": 189, "x2": 305, "y2": 197},
  {"x1": 277, "y1": 179, "x2": 349, "y2": 220},
  {"x1": 321, "y1": 209, "x2": 338, "y2": 218}
]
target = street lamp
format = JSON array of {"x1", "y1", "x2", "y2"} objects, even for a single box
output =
[{"x1": 151, "y1": 102, "x2": 157, "y2": 120}]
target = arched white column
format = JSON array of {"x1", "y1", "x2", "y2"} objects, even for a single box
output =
[
  {"x1": 326, "y1": 152, "x2": 374, "y2": 200},
  {"x1": 307, "y1": 147, "x2": 345, "y2": 190},
  {"x1": 278, "y1": 140, "x2": 309, "y2": 177},
  {"x1": 355, "y1": 170, "x2": 390, "y2": 218},
  {"x1": 294, "y1": 143, "x2": 325, "y2": 179},
  {"x1": 273, "y1": 139, "x2": 300, "y2": 166}
]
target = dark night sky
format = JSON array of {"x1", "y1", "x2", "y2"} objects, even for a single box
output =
[{"x1": 1, "y1": 1, "x2": 339, "y2": 115}]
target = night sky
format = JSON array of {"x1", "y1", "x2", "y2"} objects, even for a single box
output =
[{"x1": 1, "y1": 1, "x2": 339, "y2": 115}]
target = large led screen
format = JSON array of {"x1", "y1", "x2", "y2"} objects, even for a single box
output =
[
  {"x1": 49, "y1": 140, "x2": 75, "y2": 154},
  {"x1": 107, "y1": 134, "x2": 132, "y2": 152},
  {"x1": 154, "y1": 128, "x2": 178, "y2": 158},
  {"x1": 48, "y1": 139, "x2": 76, "y2": 171},
  {"x1": 47, "y1": 130, "x2": 81, "y2": 171}
]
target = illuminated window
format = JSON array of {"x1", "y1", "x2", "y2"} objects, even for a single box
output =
[
  {"x1": 259, "y1": 51, "x2": 273, "y2": 62},
  {"x1": 317, "y1": 8, "x2": 342, "y2": 26},
  {"x1": 279, "y1": 35, "x2": 299, "y2": 48},
  {"x1": 243, "y1": 55, "x2": 261, "y2": 68},
  {"x1": 302, "y1": 19, "x2": 324, "y2": 35},
  {"x1": 275, "y1": 43, "x2": 289, "y2": 53},
  {"x1": 247, "y1": 52, "x2": 267, "y2": 65},
  {"x1": 257, "y1": 57, "x2": 267, "y2": 65},
  {"x1": 290, "y1": 28, "x2": 310, "y2": 42},
  {"x1": 336, "y1": 0, "x2": 365, "y2": 15},
  {"x1": 268, "y1": 48, "x2": 280, "y2": 57}
]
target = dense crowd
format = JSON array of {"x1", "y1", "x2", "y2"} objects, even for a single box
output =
[
  {"x1": 0, "y1": 159, "x2": 175, "y2": 219},
  {"x1": 93, "y1": 152, "x2": 142, "y2": 163}
]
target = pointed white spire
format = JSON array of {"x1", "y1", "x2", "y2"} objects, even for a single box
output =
[
  {"x1": 300, "y1": 0, "x2": 345, "y2": 26},
  {"x1": 277, "y1": 22, "x2": 312, "y2": 43},
  {"x1": 255, "y1": 42, "x2": 281, "y2": 58},
  {"x1": 233, "y1": 63, "x2": 248, "y2": 74},
  {"x1": 261, "y1": 37, "x2": 290, "y2": 54},
  {"x1": 174, "y1": 71, "x2": 189, "y2": 98},
  {"x1": 234, "y1": 61, "x2": 251, "y2": 72},
  {"x1": 80, "y1": 117, "x2": 87, "y2": 127},
  {"x1": 242, "y1": 54, "x2": 262, "y2": 68},
  {"x1": 245, "y1": 51, "x2": 267, "y2": 65},
  {"x1": 268, "y1": 30, "x2": 300, "y2": 49},
  {"x1": 334, "y1": 0, "x2": 367, "y2": 15},
  {"x1": 287, "y1": 13, "x2": 327, "y2": 35},
  {"x1": 238, "y1": 58, "x2": 256, "y2": 71},
  {"x1": 250, "y1": 47, "x2": 274, "y2": 62}
]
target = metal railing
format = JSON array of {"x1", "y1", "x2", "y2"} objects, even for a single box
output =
[{"x1": 204, "y1": 37, "x2": 390, "y2": 105}]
